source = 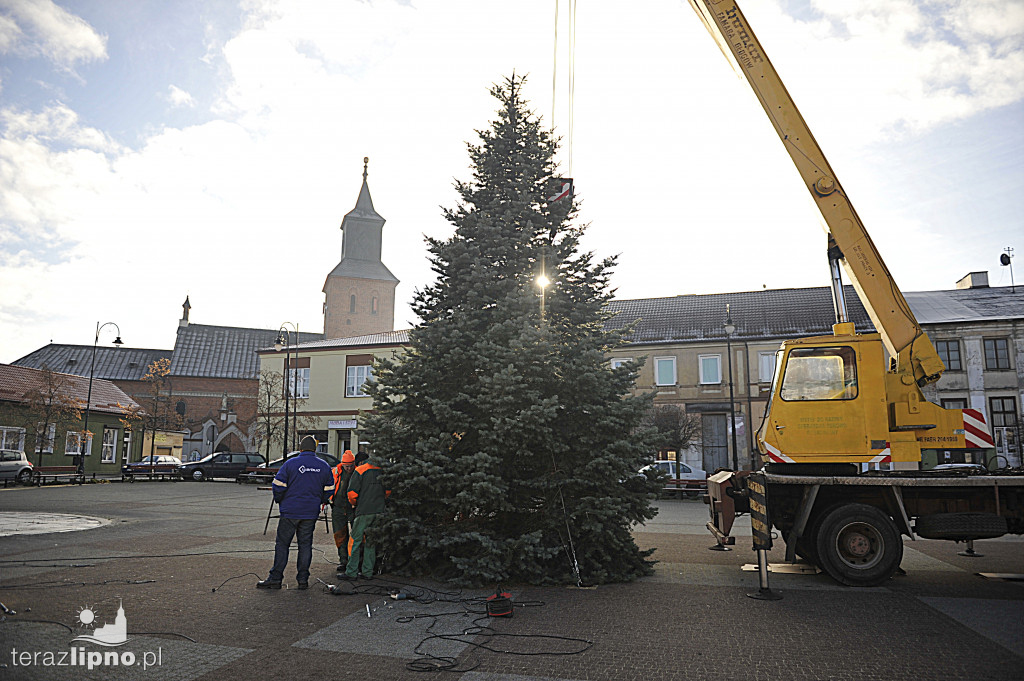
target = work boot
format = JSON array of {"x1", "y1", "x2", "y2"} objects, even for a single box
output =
[
  {"x1": 256, "y1": 579, "x2": 282, "y2": 590},
  {"x1": 297, "y1": 581, "x2": 309, "y2": 590}
]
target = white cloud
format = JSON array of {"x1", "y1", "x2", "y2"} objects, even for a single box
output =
[
  {"x1": 167, "y1": 85, "x2": 196, "y2": 108},
  {"x1": 0, "y1": 12, "x2": 23, "y2": 53},
  {"x1": 771, "y1": 0, "x2": 1024, "y2": 139},
  {"x1": 0, "y1": 0, "x2": 107, "y2": 68},
  {"x1": 0, "y1": 0, "x2": 1021, "y2": 361}
]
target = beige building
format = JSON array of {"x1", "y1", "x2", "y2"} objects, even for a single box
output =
[
  {"x1": 257, "y1": 330, "x2": 409, "y2": 457},
  {"x1": 606, "y1": 278, "x2": 1024, "y2": 473},
  {"x1": 323, "y1": 159, "x2": 399, "y2": 340}
]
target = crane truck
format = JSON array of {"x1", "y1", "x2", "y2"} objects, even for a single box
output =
[{"x1": 688, "y1": 0, "x2": 1024, "y2": 587}]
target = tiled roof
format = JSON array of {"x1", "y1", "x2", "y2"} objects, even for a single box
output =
[
  {"x1": 324, "y1": 258, "x2": 399, "y2": 283},
  {"x1": 170, "y1": 324, "x2": 324, "y2": 378},
  {"x1": 13, "y1": 344, "x2": 170, "y2": 381},
  {"x1": 905, "y1": 287, "x2": 1024, "y2": 324},
  {"x1": 262, "y1": 329, "x2": 411, "y2": 353},
  {"x1": 0, "y1": 363, "x2": 140, "y2": 414},
  {"x1": 605, "y1": 285, "x2": 1024, "y2": 346},
  {"x1": 605, "y1": 286, "x2": 874, "y2": 345}
]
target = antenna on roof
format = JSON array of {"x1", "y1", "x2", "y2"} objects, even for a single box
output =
[{"x1": 1000, "y1": 247, "x2": 1015, "y2": 293}]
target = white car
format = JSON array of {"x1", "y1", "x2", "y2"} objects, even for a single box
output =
[
  {"x1": 644, "y1": 460, "x2": 708, "y2": 498},
  {"x1": 0, "y1": 450, "x2": 34, "y2": 485}
]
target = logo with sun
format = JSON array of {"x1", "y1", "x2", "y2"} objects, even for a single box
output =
[{"x1": 76, "y1": 605, "x2": 98, "y2": 629}]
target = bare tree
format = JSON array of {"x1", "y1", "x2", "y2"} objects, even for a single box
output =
[
  {"x1": 21, "y1": 368, "x2": 82, "y2": 466},
  {"x1": 252, "y1": 369, "x2": 320, "y2": 460},
  {"x1": 253, "y1": 369, "x2": 287, "y2": 460},
  {"x1": 642, "y1": 404, "x2": 702, "y2": 477},
  {"x1": 136, "y1": 358, "x2": 183, "y2": 458}
]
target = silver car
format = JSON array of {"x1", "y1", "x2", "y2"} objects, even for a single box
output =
[{"x1": 0, "y1": 450, "x2": 34, "y2": 484}]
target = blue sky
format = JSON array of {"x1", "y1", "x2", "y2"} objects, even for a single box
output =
[{"x1": 1, "y1": 0, "x2": 1022, "y2": 361}]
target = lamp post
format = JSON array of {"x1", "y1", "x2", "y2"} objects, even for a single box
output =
[
  {"x1": 81, "y1": 322, "x2": 123, "y2": 474},
  {"x1": 723, "y1": 305, "x2": 739, "y2": 471},
  {"x1": 536, "y1": 272, "x2": 551, "y2": 325},
  {"x1": 275, "y1": 323, "x2": 298, "y2": 458}
]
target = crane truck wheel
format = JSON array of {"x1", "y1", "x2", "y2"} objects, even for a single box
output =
[
  {"x1": 815, "y1": 503, "x2": 902, "y2": 587},
  {"x1": 794, "y1": 511, "x2": 826, "y2": 568}
]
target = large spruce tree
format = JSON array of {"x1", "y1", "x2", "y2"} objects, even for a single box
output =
[{"x1": 364, "y1": 75, "x2": 659, "y2": 586}]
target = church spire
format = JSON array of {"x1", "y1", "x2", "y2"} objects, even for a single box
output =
[
  {"x1": 348, "y1": 156, "x2": 381, "y2": 222},
  {"x1": 322, "y1": 158, "x2": 399, "y2": 340}
]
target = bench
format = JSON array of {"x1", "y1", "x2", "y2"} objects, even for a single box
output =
[
  {"x1": 662, "y1": 478, "x2": 708, "y2": 499},
  {"x1": 122, "y1": 465, "x2": 180, "y2": 482},
  {"x1": 238, "y1": 466, "x2": 279, "y2": 484},
  {"x1": 33, "y1": 466, "x2": 85, "y2": 486}
]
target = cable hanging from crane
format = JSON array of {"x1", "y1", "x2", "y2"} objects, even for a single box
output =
[{"x1": 551, "y1": 0, "x2": 576, "y2": 177}]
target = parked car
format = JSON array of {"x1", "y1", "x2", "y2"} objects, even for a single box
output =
[
  {"x1": 643, "y1": 460, "x2": 709, "y2": 498},
  {"x1": 0, "y1": 450, "x2": 34, "y2": 485},
  {"x1": 122, "y1": 455, "x2": 181, "y2": 481},
  {"x1": 236, "y1": 451, "x2": 340, "y2": 483},
  {"x1": 930, "y1": 463, "x2": 990, "y2": 473},
  {"x1": 179, "y1": 452, "x2": 266, "y2": 481}
]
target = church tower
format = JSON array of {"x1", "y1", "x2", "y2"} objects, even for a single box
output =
[{"x1": 323, "y1": 158, "x2": 399, "y2": 339}]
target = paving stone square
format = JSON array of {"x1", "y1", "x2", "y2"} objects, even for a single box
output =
[{"x1": 1, "y1": 481, "x2": 1022, "y2": 680}]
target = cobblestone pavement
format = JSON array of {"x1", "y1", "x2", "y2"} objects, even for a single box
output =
[{"x1": 1, "y1": 481, "x2": 1022, "y2": 680}]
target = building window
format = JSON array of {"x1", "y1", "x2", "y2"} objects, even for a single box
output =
[
  {"x1": 698, "y1": 354, "x2": 721, "y2": 385},
  {"x1": 34, "y1": 423, "x2": 56, "y2": 453},
  {"x1": 935, "y1": 340, "x2": 962, "y2": 371},
  {"x1": 610, "y1": 357, "x2": 632, "y2": 370},
  {"x1": 990, "y1": 397, "x2": 1018, "y2": 428},
  {"x1": 288, "y1": 367, "x2": 310, "y2": 399},
  {"x1": 349, "y1": 295, "x2": 357, "y2": 313},
  {"x1": 654, "y1": 357, "x2": 676, "y2": 386},
  {"x1": 758, "y1": 352, "x2": 776, "y2": 383},
  {"x1": 984, "y1": 338, "x2": 1011, "y2": 370},
  {"x1": 346, "y1": 365, "x2": 373, "y2": 397},
  {"x1": 101, "y1": 427, "x2": 117, "y2": 463},
  {"x1": 371, "y1": 296, "x2": 379, "y2": 315},
  {"x1": 65, "y1": 431, "x2": 93, "y2": 456},
  {"x1": 1, "y1": 426, "x2": 26, "y2": 452},
  {"x1": 780, "y1": 346, "x2": 858, "y2": 401},
  {"x1": 941, "y1": 398, "x2": 968, "y2": 410}
]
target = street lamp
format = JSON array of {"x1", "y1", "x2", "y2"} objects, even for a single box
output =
[
  {"x1": 275, "y1": 323, "x2": 298, "y2": 457},
  {"x1": 724, "y1": 305, "x2": 739, "y2": 471},
  {"x1": 536, "y1": 272, "x2": 551, "y2": 324},
  {"x1": 81, "y1": 322, "x2": 123, "y2": 474}
]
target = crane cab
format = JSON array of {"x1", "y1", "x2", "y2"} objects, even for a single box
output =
[{"x1": 757, "y1": 324, "x2": 892, "y2": 465}]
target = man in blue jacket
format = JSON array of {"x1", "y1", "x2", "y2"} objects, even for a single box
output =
[{"x1": 257, "y1": 436, "x2": 334, "y2": 590}]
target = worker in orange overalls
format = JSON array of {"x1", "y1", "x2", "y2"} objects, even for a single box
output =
[{"x1": 330, "y1": 450, "x2": 356, "y2": 567}]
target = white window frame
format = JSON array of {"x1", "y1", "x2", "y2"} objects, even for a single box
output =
[
  {"x1": 288, "y1": 367, "x2": 310, "y2": 399},
  {"x1": 1, "y1": 426, "x2": 26, "y2": 452},
  {"x1": 759, "y1": 352, "x2": 776, "y2": 383},
  {"x1": 101, "y1": 427, "x2": 117, "y2": 464},
  {"x1": 610, "y1": 357, "x2": 632, "y2": 370},
  {"x1": 346, "y1": 365, "x2": 373, "y2": 397},
  {"x1": 699, "y1": 354, "x2": 722, "y2": 385},
  {"x1": 65, "y1": 431, "x2": 93, "y2": 456},
  {"x1": 654, "y1": 356, "x2": 677, "y2": 387}
]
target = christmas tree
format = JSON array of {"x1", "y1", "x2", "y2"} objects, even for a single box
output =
[{"x1": 364, "y1": 75, "x2": 660, "y2": 586}]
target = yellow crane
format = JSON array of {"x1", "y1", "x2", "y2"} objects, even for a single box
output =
[{"x1": 688, "y1": 0, "x2": 988, "y2": 467}]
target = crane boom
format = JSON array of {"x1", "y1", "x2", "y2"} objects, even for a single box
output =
[{"x1": 688, "y1": 0, "x2": 945, "y2": 386}]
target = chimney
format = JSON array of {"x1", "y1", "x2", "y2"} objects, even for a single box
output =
[
  {"x1": 180, "y1": 296, "x2": 191, "y2": 327},
  {"x1": 955, "y1": 272, "x2": 989, "y2": 289}
]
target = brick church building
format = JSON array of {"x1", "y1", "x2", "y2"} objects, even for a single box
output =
[{"x1": 14, "y1": 160, "x2": 399, "y2": 462}]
